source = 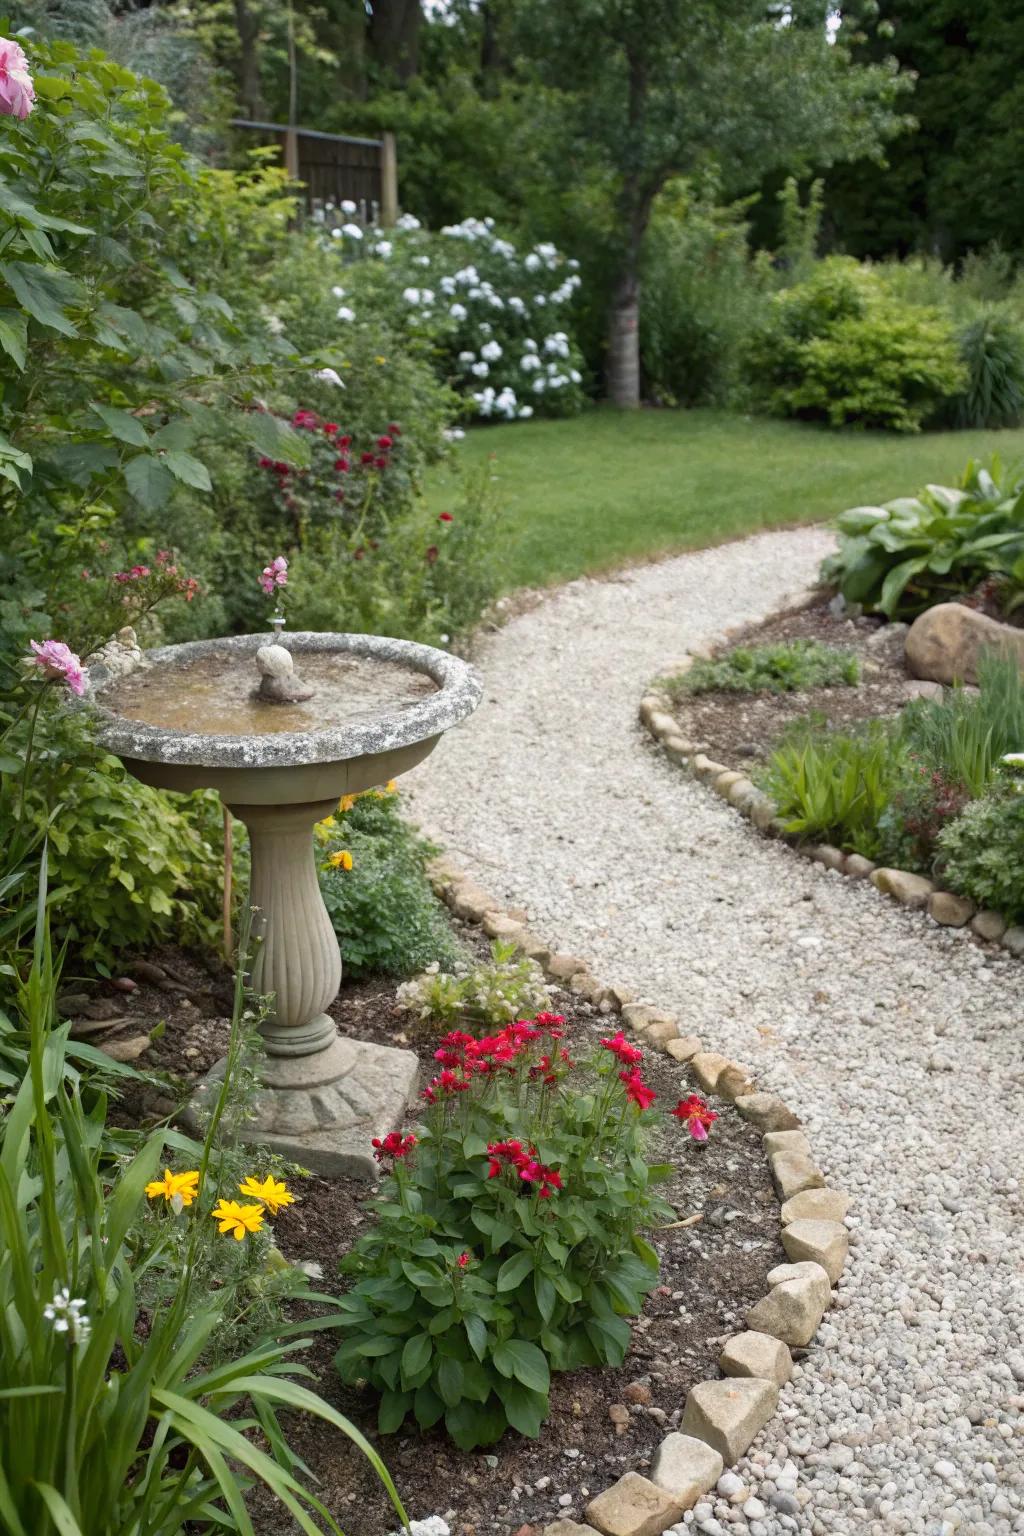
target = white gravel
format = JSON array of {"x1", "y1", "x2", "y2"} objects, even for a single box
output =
[{"x1": 406, "y1": 528, "x2": 1024, "y2": 1536}]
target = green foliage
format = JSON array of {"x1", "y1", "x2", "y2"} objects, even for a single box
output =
[
  {"x1": 944, "y1": 308, "x2": 1024, "y2": 431},
  {"x1": 395, "y1": 941, "x2": 552, "y2": 1032},
  {"x1": 0, "y1": 887, "x2": 408, "y2": 1536},
  {"x1": 749, "y1": 259, "x2": 965, "y2": 433},
  {"x1": 938, "y1": 771, "x2": 1024, "y2": 923},
  {"x1": 316, "y1": 789, "x2": 462, "y2": 979},
  {"x1": 676, "y1": 640, "x2": 859, "y2": 697},
  {"x1": 333, "y1": 1018, "x2": 680, "y2": 1449},
  {"x1": 762, "y1": 719, "x2": 901, "y2": 855},
  {"x1": 899, "y1": 655, "x2": 1024, "y2": 797},
  {"x1": 821, "y1": 456, "x2": 1024, "y2": 616}
]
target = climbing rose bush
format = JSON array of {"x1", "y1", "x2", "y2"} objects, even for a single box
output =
[
  {"x1": 326, "y1": 216, "x2": 587, "y2": 422},
  {"x1": 333, "y1": 1015, "x2": 714, "y2": 1448}
]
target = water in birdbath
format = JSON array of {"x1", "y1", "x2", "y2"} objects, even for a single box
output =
[{"x1": 102, "y1": 646, "x2": 437, "y2": 736}]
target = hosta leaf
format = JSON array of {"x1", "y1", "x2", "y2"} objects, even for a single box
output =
[
  {"x1": 414, "y1": 1384, "x2": 445, "y2": 1429},
  {"x1": 378, "y1": 1389, "x2": 412, "y2": 1434},
  {"x1": 435, "y1": 1356, "x2": 464, "y2": 1408},
  {"x1": 464, "y1": 1313, "x2": 488, "y2": 1361}
]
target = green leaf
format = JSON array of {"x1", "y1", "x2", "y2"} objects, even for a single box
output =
[
  {"x1": 378, "y1": 1389, "x2": 412, "y2": 1434},
  {"x1": 89, "y1": 402, "x2": 149, "y2": 447},
  {"x1": 534, "y1": 1271, "x2": 557, "y2": 1322},
  {"x1": 496, "y1": 1250, "x2": 534, "y2": 1292},
  {"x1": 123, "y1": 453, "x2": 174, "y2": 511},
  {"x1": 493, "y1": 1377, "x2": 547, "y2": 1438},
  {"x1": 435, "y1": 1356, "x2": 464, "y2": 1408},
  {"x1": 0, "y1": 261, "x2": 82, "y2": 336},
  {"x1": 400, "y1": 1332, "x2": 432, "y2": 1383},
  {"x1": 163, "y1": 449, "x2": 212, "y2": 492},
  {"x1": 0, "y1": 309, "x2": 27, "y2": 370},
  {"x1": 413, "y1": 1384, "x2": 445, "y2": 1430},
  {"x1": 492, "y1": 1339, "x2": 550, "y2": 1394},
  {"x1": 464, "y1": 1313, "x2": 488, "y2": 1362},
  {"x1": 30, "y1": 1484, "x2": 84, "y2": 1536}
]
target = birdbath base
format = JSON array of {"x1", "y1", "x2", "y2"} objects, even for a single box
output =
[{"x1": 183, "y1": 1033, "x2": 420, "y2": 1179}]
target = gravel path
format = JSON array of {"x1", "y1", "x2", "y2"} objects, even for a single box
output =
[{"x1": 405, "y1": 527, "x2": 1024, "y2": 1536}]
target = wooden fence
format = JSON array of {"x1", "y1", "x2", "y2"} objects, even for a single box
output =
[{"x1": 230, "y1": 120, "x2": 398, "y2": 227}]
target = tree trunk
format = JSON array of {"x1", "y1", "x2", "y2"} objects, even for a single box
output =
[
  {"x1": 233, "y1": 0, "x2": 268, "y2": 120},
  {"x1": 606, "y1": 190, "x2": 654, "y2": 409},
  {"x1": 368, "y1": 0, "x2": 422, "y2": 81}
]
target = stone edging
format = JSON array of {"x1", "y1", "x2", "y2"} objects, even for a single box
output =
[
  {"x1": 637, "y1": 651, "x2": 1024, "y2": 966},
  {"x1": 426, "y1": 857, "x2": 850, "y2": 1536}
]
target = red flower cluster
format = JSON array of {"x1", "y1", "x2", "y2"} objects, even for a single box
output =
[
  {"x1": 619, "y1": 1068, "x2": 657, "y2": 1111},
  {"x1": 422, "y1": 1016, "x2": 569, "y2": 1102},
  {"x1": 486, "y1": 1140, "x2": 563, "y2": 1198},
  {"x1": 601, "y1": 1030, "x2": 643, "y2": 1066},
  {"x1": 456, "y1": 1250, "x2": 473, "y2": 1269},
  {"x1": 439, "y1": 511, "x2": 453, "y2": 523},
  {"x1": 257, "y1": 409, "x2": 401, "y2": 512},
  {"x1": 371, "y1": 1131, "x2": 417, "y2": 1164},
  {"x1": 671, "y1": 1095, "x2": 718, "y2": 1143}
]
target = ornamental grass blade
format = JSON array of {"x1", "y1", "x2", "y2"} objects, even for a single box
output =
[{"x1": 31, "y1": 1483, "x2": 85, "y2": 1536}]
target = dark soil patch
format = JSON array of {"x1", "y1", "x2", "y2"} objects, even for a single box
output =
[
  {"x1": 78, "y1": 930, "x2": 782, "y2": 1536},
  {"x1": 664, "y1": 595, "x2": 912, "y2": 766}
]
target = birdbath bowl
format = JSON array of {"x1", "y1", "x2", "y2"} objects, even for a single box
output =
[{"x1": 86, "y1": 631, "x2": 482, "y2": 1175}]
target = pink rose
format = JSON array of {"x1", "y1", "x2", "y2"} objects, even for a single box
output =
[
  {"x1": 29, "y1": 639, "x2": 86, "y2": 696},
  {"x1": 0, "y1": 38, "x2": 35, "y2": 121},
  {"x1": 260, "y1": 555, "x2": 288, "y2": 593}
]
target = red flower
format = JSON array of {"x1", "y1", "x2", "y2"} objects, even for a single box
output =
[
  {"x1": 671, "y1": 1095, "x2": 718, "y2": 1142},
  {"x1": 619, "y1": 1068, "x2": 656, "y2": 1110},
  {"x1": 456, "y1": 1251, "x2": 472, "y2": 1269},
  {"x1": 421, "y1": 1067, "x2": 471, "y2": 1104},
  {"x1": 425, "y1": 545, "x2": 439, "y2": 564},
  {"x1": 334, "y1": 457, "x2": 350, "y2": 472},
  {"x1": 258, "y1": 456, "x2": 273, "y2": 468},
  {"x1": 388, "y1": 423, "x2": 402, "y2": 435},
  {"x1": 339, "y1": 434, "x2": 352, "y2": 448},
  {"x1": 273, "y1": 460, "x2": 290, "y2": 475},
  {"x1": 360, "y1": 451, "x2": 375, "y2": 465},
  {"x1": 377, "y1": 434, "x2": 393, "y2": 449},
  {"x1": 292, "y1": 409, "x2": 319, "y2": 430},
  {"x1": 438, "y1": 511, "x2": 453, "y2": 523},
  {"x1": 374, "y1": 455, "x2": 388, "y2": 469},
  {"x1": 323, "y1": 422, "x2": 339, "y2": 435},
  {"x1": 601, "y1": 1031, "x2": 643, "y2": 1066},
  {"x1": 371, "y1": 1131, "x2": 417, "y2": 1164}
]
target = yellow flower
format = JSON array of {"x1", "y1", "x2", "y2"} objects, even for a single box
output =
[
  {"x1": 374, "y1": 355, "x2": 387, "y2": 366},
  {"x1": 211, "y1": 1199, "x2": 265, "y2": 1240},
  {"x1": 385, "y1": 779, "x2": 397, "y2": 793},
  {"x1": 239, "y1": 1174, "x2": 296, "y2": 1215},
  {"x1": 338, "y1": 794, "x2": 357, "y2": 813},
  {"x1": 145, "y1": 1168, "x2": 200, "y2": 1210},
  {"x1": 318, "y1": 814, "x2": 337, "y2": 829},
  {"x1": 329, "y1": 849, "x2": 353, "y2": 871}
]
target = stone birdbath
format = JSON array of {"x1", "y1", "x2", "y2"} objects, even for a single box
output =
[{"x1": 85, "y1": 631, "x2": 481, "y2": 1175}]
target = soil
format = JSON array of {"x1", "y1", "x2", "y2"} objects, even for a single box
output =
[
  {"x1": 664, "y1": 595, "x2": 913, "y2": 766},
  {"x1": 71, "y1": 926, "x2": 784, "y2": 1536}
]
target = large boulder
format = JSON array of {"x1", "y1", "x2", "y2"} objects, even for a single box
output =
[{"x1": 905, "y1": 603, "x2": 1024, "y2": 685}]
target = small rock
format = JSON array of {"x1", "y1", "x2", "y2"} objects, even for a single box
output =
[
  {"x1": 543, "y1": 1523, "x2": 602, "y2": 1536},
  {"x1": 665, "y1": 1035, "x2": 703, "y2": 1063},
  {"x1": 482, "y1": 910, "x2": 526, "y2": 942},
  {"x1": 547, "y1": 952, "x2": 592, "y2": 983},
  {"x1": 558, "y1": 1494, "x2": 574, "y2": 1508},
  {"x1": 746, "y1": 1263, "x2": 831, "y2": 1347},
  {"x1": 734, "y1": 1094, "x2": 800, "y2": 1133},
  {"x1": 781, "y1": 1218, "x2": 850, "y2": 1284},
  {"x1": 585, "y1": 1472, "x2": 683, "y2": 1536},
  {"x1": 779, "y1": 1188, "x2": 851, "y2": 1225},
  {"x1": 712, "y1": 771, "x2": 745, "y2": 799},
  {"x1": 719, "y1": 1330, "x2": 792, "y2": 1386},
  {"x1": 1002, "y1": 925, "x2": 1024, "y2": 957},
  {"x1": 689, "y1": 1052, "x2": 731, "y2": 1093},
  {"x1": 609, "y1": 1404, "x2": 631, "y2": 1433},
  {"x1": 770, "y1": 1152, "x2": 825, "y2": 1201},
  {"x1": 903, "y1": 678, "x2": 944, "y2": 701},
  {"x1": 649, "y1": 1432, "x2": 723, "y2": 1507},
  {"x1": 717, "y1": 1471, "x2": 745, "y2": 1499},
  {"x1": 604, "y1": 984, "x2": 636, "y2": 1010},
  {"x1": 680, "y1": 1378, "x2": 779, "y2": 1464},
  {"x1": 971, "y1": 909, "x2": 1007, "y2": 943},
  {"x1": 843, "y1": 853, "x2": 876, "y2": 880},
  {"x1": 748, "y1": 794, "x2": 779, "y2": 832},
  {"x1": 99, "y1": 1034, "x2": 151, "y2": 1062},
  {"x1": 715, "y1": 1063, "x2": 756, "y2": 1101},
  {"x1": 450, "y1": 881, "x2": 496, "y2": 923},
  {"x1": 762, "y1": 1130, "x2": 811, "y2": 1159},
  {"x1": 624, "y1": 1382, "x2": 652, "y2": 1405},
  {"x1": 927, "y1": 891, "x2": 975, "y2": 928},
  {"x1": 870, "y1": 868, "x2": 934, "y2": 909},
  {"x1": 807, "y1": 844, "x2": 845, "y2": 872},
  {"x1": 742, "y1": 1498, "x2": 766, "y2": 1520}
]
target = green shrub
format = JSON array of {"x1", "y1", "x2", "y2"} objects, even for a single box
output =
[
  {"x1": 938, "y1": 772, "x2": 1024, "y2": 922},
  {"x1": 749, "y1": 257, "x2": 965, "y2": 433},
  {"x1": 944, "y1": 307, "x2": 1024, "y2": 430},
  {"x1": 395, "y1": 940, "x2": 551, "y2": 1031},
  {"x1": 821, "y1": 456, "x2": 1024, "y2": 617},
  {"x1": 676, "y1": 639, "x2": 859, "y2": 697},
  {"x1": 874, "y1": 763, "x2": 971, "y2": 874},
  {"x1": 333, "y1": 1021, "x2": 705, "y2": 1448},
  {"x1": 761, "y1": 720, "x2": 903, "y2": 855},
  {"x1": 316, "y1": 789, "x2": 462, "y2": 978}
]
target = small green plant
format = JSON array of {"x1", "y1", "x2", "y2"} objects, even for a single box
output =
[
  {"x1": 316, "y1": 787, "x2": 463, "y2": 978},
  {"x1": 675, "y1": 639, "x2": 859, "y2": 697},
  {"x1": 945, "y1": 308, "x2": 1024, "y2": 431},
  {"x1": 333, "y1": 1019, "x2": 716, "y2": 1449},
  {"x1": 395, "y1": 940, "x2": 551, "y2": 1030},
  {"x1": 898, "y1": 655, "x2": 1024, "y2": 797},
  {"x1": 821, "y1": 456, "x2": 1024, "y2": 617},
  {"x1": 937, "y1": 761, "x2": 1024, "y2": 922},
  {"x1": 761, "y1": 719, "x2": 902, "y2": 855}
]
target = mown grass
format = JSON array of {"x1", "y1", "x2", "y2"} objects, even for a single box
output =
[{"x1": 425, "y1": 407, "x2": 1024, "y2": 591}]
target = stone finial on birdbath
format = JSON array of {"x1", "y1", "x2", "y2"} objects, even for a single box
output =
[{"x1": 255, "y1": 642, "x2": 314, "y2": 703}]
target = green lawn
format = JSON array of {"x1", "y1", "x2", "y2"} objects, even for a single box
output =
[{"x1": 426, "y1": 408, "x2": 1024, "y2": 591}]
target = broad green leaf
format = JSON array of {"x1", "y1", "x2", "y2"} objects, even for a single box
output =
[
  {"x1": 534, "y1": 1271, "x2": 556, "y2": 1322},
  {"x1": 496, "y1": 1249, "x2": 534, "y2": 1292},
  {"x1": 492, "y1": 1338, "x2": 550, "y2": 1394},
  {"x1": 378, "y1": 1389, "x2": 411, "y2": 1434},
  {"x1": 0, "y1": 309, "x2": 27, "y2": 369},
  {"x1": 435, "y1": 1355, "x2": 464, "y2": 1407},
  {"x1": 163, "y1": 449, "x2": 212, "y2": 492},
  {"x1": 0, "y1": 261, "x2": 82, "y2": 336},
  {"x1": 123, "y1": 453, "x2": 174, "y2": 511},
  {"x1": 464, "y1": 1313, "x2": 487, "y2": 1361},
  {"x1": 89, "y1": 402, "x2": 149, "y2": 447},
  {"x1": 400, "y1": 1332, "x2": 431, "y2": 1383},
  {"x1": 493, "y1": 1376, "x2": 547, "y2": 1438}
]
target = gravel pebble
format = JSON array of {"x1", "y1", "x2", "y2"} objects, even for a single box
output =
[{"x1": 407, "y1": 529, "x2": 1024, "y2": 1535}]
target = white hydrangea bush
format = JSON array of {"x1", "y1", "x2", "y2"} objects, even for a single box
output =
[{"x1": 326, "y1": 214, "x2": 587, "y2": 423}]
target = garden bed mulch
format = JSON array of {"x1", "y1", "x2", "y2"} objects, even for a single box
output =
[
  {"x1": 665, "y1": 595, "x2": 913, "y2": 767},
  {"x1": 80, "y1": 930, "x2": 784, "y2": 1536}
]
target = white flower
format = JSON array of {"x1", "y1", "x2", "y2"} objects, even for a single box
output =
[
  {"x1": 523, "y1": 338, "x2": 538, "y2": 352},
  {"x1": 440, "y1": 275, "x2": 457, "y2": 295},
  {"x1": 402, "y1": 287, "x2": 421, "y2": 305},
  {"x1": 315, "y1": 367, "x2": 345, "y2": 387},
  {"x1": 414, "y1": 254, "x2": 431, "y2": 267},
  {"x1": 44, "y1": 1286, "x2": 91, "y2": 1345},
  {"x1": 568, "y1": 257, "x2": 580, "y2": 270},
  {"x1": 473, "y1": 385, "x2": 496, "y2": 415},
  {"x1": 525, "y1": 253, "x2": 542, "y2": 272},
  {"x1": 532, "y1": 376, "x2": 547, "y2": 392},
  {"x1": 396, "y1": 212, "x2": 422, "y2": 231},
  {"x1": 442, "y1": 427, "x2": 466, "y2": 441},
  {"x1": 265, "y1": 314, "x2": 284, "y2": 335},
  {"x1": 478, "y1": 321, "x2": 493, "y2": 335},
  {"x1": 331, "y1": 285, "x2": 346, "y2": 298},
  {"x1": 340, "y1": 199, "x2": 357, "y2": 215},
  {"x1": 330, "y1": 227, "x2": 343, "y2": 239},
  {"x1": 336, "y1": 306, "x2": 355, "y2": 322},
  {"x1": 449, "y1": 302, "x2": 468, "y2": 321},
  {"x1": 341, "y1": 223, "x2": 363, "y2": 240},
  {"x1": 297, "y1": 1259, "x2": 324, "y2": 1279},
  {"x1": 470, "y1": 360, "x2": 490, "y2": 377},
  {"x1": 534, "y1": 294, "x2": 547, "y2": 306},
  {"x1": 490, "y1": 237, "x2": 516, "y2": 259},
  {"x1": 520, "y1": 353, "x2": 540, "y2": 372},
  {"x1": 481, "y1": 339, "x2": 503, "y2": 361},
  {"x1": 457, "y1": 351, "x2": 476, "y2": 364},
  {"x1": 372, "y1": 240, "x2": 393, "y2": 258},
  {"x1": 518, "y1": 405, "x2": 534, "y2": 418},
  {"x1": 420, "y1": 288, "x2": 435, "y2": 305},
  {"x1": 570, "y1": 368, "x2": 582, "y2": 383},
  {"x1": 507, "y1": 296, "x2": 527, "y2": 314},
  {"x1": 468, "y1": 287, "x2": 484, "y2": 301}
]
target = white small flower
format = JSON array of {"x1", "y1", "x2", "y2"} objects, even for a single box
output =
[
  {"x1": 396, "y1": 212, "x2": 422, "y2": 231},
  {"x1": 568, "y1": 257, "x2": 580, "y2": 270},
  {"x1": 374, "y1": 240, "x2": 393, "y2": 258},
  {"x1": 480, "y1": 339, "x2": 503, "y2": 361},
  {"x1": 440, "y1": 275, "x2": 457, "y2": 295},
  {"x1": 43, "y1": 1286, "x2": 91, "y2": 1345},
  {"x1": 315, "y1": 367, "x2": 345, "y2": 387},
  {"x1": 534, "y1": 294, "x2": 547, "y2": 306},
  {"x1": 341, "y1": 223, "x2": 363, "y2": 240},
  {"x1": 532, "y1": 376, "x2": 547, "y2": 392},
  {"x1": 570, "y1": 368, "x2": 582, "y2": 383},
  {"x1": 523, "y1": 338, "x2": 538, "y2": 352},
  {"x1": 457, "y1": 351, "x2": 475, "y2": 364},
  {"x1": 525, "y1": 253, "x2": 542, "y2": 272},
  {"x1": 330, "y1": 227, "x2": 343, "y2": 239},
  {"x1": 518, "y1": 405, "x2": 534, "y2": 418},
  {"x1": 414, "y1": 254, "x2": 431, "y2": 267},
  {"x1": 420, "y1": 288, "x2": 435, "y2": 305},
  {"x1": 442, "y1": 427, "x2": 466, "y2": 441},
  {"x1": 298, "y1": 1259, "x2": 324, "y2": 1279},
  {"x1": 402, "y1": 287, "x2": 421, "y2": 305},
  {"x1": 478, "y1": 321, "x2": 493, "y2": 335},
  {"x1": 520, "y1": 354, "x2": 540, "y2": 372},
  {"x1": 265, "y1": 314, "x2": 284, "y2": 335},
  {"x1": 449, "y1": 302, "x2": 468, "y2": 321},
  {"x1": 331, "y1": 285, "x2": 346, "y2": 298},
  {"x1": 470, "y1": 360, "x2": 490, "y2": 377},
  {"x1": 336, "y1": 306, "x2": 355, "y2": 322},
  {"x1": 340, "y1": 199, "x2": 357, "y2": 215},
  {"x1": 507, "y1": 296, "x2": 526, "y2": 314}
]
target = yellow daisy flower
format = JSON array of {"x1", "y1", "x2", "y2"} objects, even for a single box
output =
[
  {"x1": 145, "y1": 1168, "x2": 200, "y2": 1210},
  {"x1": 239, "y1": 1174, "x2": 296, "y2": 1215},
  {"x1": 338, "y1": 794, "x2": 357, "y2": 813},
  {"x1": 329, "y1": 849, "x2": 353, "y2": 871},
  {"x1": 211, "y1": 1199, "x2": 265, "y2": 1240}
]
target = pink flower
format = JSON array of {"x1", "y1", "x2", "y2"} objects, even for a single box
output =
[
  {"x1": 29, "y1": 639, "x2": 86, "y2": 696},
  {"x1": 671, "y1": 1095, "x2": 718, "y2": 1142},
  {"x1": 260, "y1": 555, "x2": 288, "y2": 594},
  {"x1": 0, "y1": 38, "x2": 35, "y2": 121}
]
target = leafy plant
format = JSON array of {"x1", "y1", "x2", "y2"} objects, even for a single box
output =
[
  {"x1": 676, "y1": 639, "x2": 859, "y2": 697},
  {"x1": 395, "y1": 940, "x2": 551, "y2": 1031},
  {"x1": 761, "y1": 719, "x2": 903, "y2": 855},
  {"x1": 945, "y1": 307, "x2": 1024, "y2": 430},
  {"x1": 316, "y1": 787, "x2": 463, "y2": 978},
  {"x1": 937, "y1": 763, "x2": 1024, "y2": 922},
  {"x1": 821, "y1": 456, "x2": 1024, "y2": 617},
  {"x1": 875, "y1": 763, "x2": 971, "y2": 872},
  {"x1": 0, "y1": 868, "x2": 409, "y2": 1536},
  {"x1": 333, "y1": 1018, "x2": 711, "y2": 1449}
]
